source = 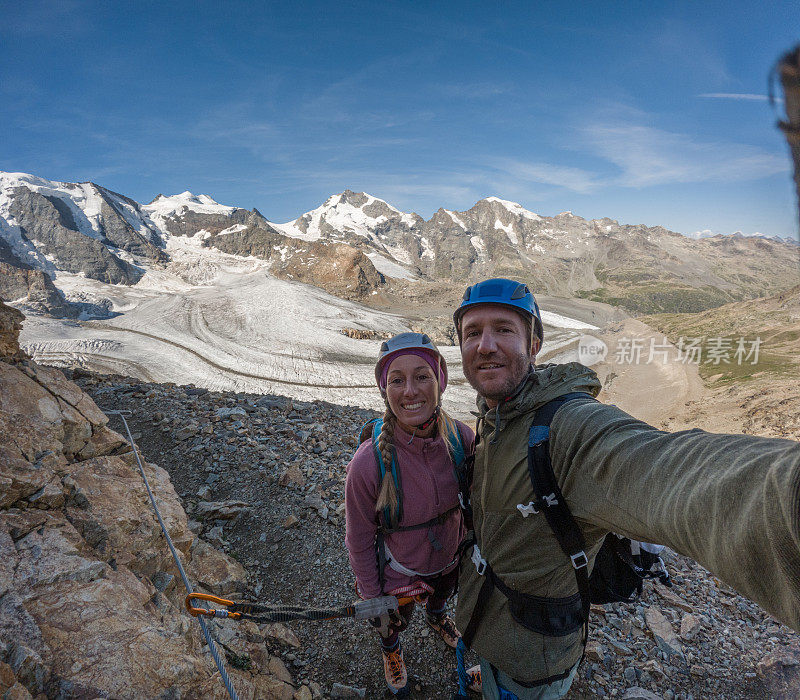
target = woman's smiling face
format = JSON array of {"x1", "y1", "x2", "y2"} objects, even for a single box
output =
[{"x1": 385, "y1": 353, "x2": 439, "y2": 435}]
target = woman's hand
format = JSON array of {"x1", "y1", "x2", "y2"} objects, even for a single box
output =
[{"x1": 368, "y1": 608, "x2": 404, "y2": 636}]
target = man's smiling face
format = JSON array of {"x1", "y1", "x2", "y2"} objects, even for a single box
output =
[{"x1": 460, "y1": 304, "x2": 539, "y2": 407}]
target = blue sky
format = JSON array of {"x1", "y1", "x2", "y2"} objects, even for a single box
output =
[{"x1": 2, "y1": 0, "x2": 799, "y2": 238}]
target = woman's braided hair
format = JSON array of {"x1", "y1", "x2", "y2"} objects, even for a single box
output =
[{"x1": 375, "y1": 406, "x2": 399, "y2": 526}]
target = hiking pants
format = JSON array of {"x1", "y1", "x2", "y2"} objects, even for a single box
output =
[
  {"x1": 377, "y1": 566, "x2": 459, "y2": 649},
  {"x1": 479, "y1": 658, "x2": 579, "y2": 700}
]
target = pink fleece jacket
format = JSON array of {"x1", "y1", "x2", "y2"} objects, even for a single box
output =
[{"x1": 345, "y1": 421, "x2": 473, "y2": 598}]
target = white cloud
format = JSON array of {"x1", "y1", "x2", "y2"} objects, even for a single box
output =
[
  {"x1": 699, "y1": 93, "x2": 779, "y2": 102},
  {"x1": 582, "y1": 123, "x2": 788, "y2": 187},
  {"x1": 648, "y1": 21, "x2": 734, "y2": 86},
  {"x1": 491, "y1": 158, "x2": 599, "y2": 194}
]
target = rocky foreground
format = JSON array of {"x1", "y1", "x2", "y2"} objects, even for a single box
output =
[
  {"x1": 3, "y1": 300, "x2": 800, "y2": 699},
  {"x1": 0, "y1": 302, "x2": 298, "y2": 699},
  {"x1": 64, "y1": 371, "x2": 800, "y2": 700}
]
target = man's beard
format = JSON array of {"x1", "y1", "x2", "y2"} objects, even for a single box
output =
[{"x1": 464, "y1": 353, "x2": 531, "y2": 403}]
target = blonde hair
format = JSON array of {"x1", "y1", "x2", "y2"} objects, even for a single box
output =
[{"x1": 375, "y1": 357, "x2": 459, "y2": 527}]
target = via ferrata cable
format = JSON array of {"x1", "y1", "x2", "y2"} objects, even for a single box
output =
[{"x1": 106, "y1": 410, "x2": 239, "y2": 700}]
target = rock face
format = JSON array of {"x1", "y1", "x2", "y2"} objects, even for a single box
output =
[
  {"x1": 281, "y1": 242, "x2": 384, "y2": 299},
  {"x1": 0, "y1": 174, "x2": 167, "y2": 297},
  {"x1": 8, "y1": 187, "x2": 145, "y2": 285},
  {"x1": 160, "y1": 204, "x2": 269, "y2": 238},
  {"x1": 0, "y1": 238, "x2": 74, "y2": 317},
  {"x1": 204, "y1": 225, "x2": 385, "y2": 299},
  {"x1": 0, "y1": 302, "x2": 26, "y2": 360},
  {"x1": 92, "y1": 185, "x2": 167, "y2": 264},
  {"x1": 0, "y1": 302, "x2": 294, "y2": 699}
]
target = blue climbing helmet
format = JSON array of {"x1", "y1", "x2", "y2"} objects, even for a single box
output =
[{"x1": 453, "y1": 278, "x2": 544, "y2": 346}]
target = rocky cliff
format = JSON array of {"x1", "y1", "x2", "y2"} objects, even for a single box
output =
[
  {"x1": 0, "y1": 239, "x2": 74, "y2": 318},
  {"x1": 203, "y1": 225, "x2": 385, "y2": 300},
  {"x1": 0, "y1": 301, "x2": 298, "y2": 699},
  {"x1": 8, "y1": 187, "x2": 148, "y2": 286}
]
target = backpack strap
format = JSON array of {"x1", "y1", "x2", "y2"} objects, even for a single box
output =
[
  {"x1": 369, "y1": 418, "x2": 398, "y2": 594},
  {"x1": 454, "y1": 422, "x2": 477, "y2": 527},
  {"x1": 447, "y1": 424, "x2": 466, "y2": 471},
  {"x1": 527, "y1": 391, "x2": 597, "y2": 648},
  {"x1": 380, "y1": 504, "x2": 461, "y2": 535}
]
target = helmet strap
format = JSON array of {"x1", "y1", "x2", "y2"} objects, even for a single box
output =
[{"x1": 414, "y1": 405, "x2": 440, "y2": 431}]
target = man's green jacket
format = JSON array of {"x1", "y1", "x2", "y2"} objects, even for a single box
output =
[{"x1": 454, "y1": 362, "x2": 800, "y2": 684}]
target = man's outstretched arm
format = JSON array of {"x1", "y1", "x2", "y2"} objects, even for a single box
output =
[{"x1": 550, "y1": 399, "x2": 800, "y2": 632}]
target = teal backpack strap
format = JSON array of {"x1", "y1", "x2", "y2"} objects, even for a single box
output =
[
  {"x1": 446, "y1": 424, "x2": 466, "y2": 470},
  {"x1": 371, "y1": 419, "x2": 402, "y2": 526}
]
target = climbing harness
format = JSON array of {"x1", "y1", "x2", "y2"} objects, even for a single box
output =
[
  {"x1": 381, "y1": 539, "x2": 461, "y2": 578},
  {"x1": 106, "y1": 410, "x2": 240, "y2": 700}
]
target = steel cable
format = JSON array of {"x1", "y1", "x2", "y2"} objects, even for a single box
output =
[{"x1": 106, "y1": 410, "x2": 239, "y2": 700}]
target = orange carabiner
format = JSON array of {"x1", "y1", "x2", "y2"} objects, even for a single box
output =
[{"x1": 185, "y1": 592, "x2": 242, "y2": 619}]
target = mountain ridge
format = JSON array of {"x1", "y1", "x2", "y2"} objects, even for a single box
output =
[{"x1": 1, "y1": 171, "x2": 798, "y2": 318}]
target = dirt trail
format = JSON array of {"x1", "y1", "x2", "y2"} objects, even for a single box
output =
[
  {"x1": 592, "y1": 319, "x2": 707, "y2": 427},
  {"x1": 588, "y1": 317, "x2": 800, "y2": 441}
]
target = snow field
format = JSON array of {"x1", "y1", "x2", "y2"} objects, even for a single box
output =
[{"x1": 366, "y1": 253, "x2": 417, "y2": 280}]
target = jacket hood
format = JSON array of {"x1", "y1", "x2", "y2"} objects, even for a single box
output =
[{"x1": 477, "y1": 362, "x2": 602, "y2": 434}]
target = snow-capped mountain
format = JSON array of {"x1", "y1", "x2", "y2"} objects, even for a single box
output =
[
  {"x1": 0, "y1": 173, "x2": 165, "y2": 302},
  {"x1": 2, "y1": 171, "x2": 799, "y2": 319},
  {"x1": 687, "y1": 228, "x2": 799, "y2": 246},
  {"x1": 271, "y1": 190, "x2": 421, "y2": 242}
]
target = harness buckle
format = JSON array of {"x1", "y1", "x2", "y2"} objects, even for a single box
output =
[
  {"x1": 570, "y1": 551, "x2": 588, "y2": 570},
  {"x1": 471, "y1": 544, "x2": 487, "y2": 576},
  {"x1": 516, "y1": 501, "x2": 540, "y2": 518}
]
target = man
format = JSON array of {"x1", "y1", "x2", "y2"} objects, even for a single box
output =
[{"x1": 452, "y1": 278, "x2": 800, "y2": 700}]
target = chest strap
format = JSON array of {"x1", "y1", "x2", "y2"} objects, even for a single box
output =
[{"x1": 378, "y1": 504, "x2": 460, "y2": 536}]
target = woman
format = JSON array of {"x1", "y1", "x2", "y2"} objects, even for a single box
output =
[{"x1": 345, "y1": 332, "x2": 478, "y2": 696}]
